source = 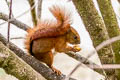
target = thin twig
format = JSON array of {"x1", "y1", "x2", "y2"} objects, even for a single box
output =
[
  {"x1": 5, "y1": 0, "x2": 14, "y2": 17},
  {"x1": 87, "y1": 64, "x2": 120, "y2": 69},
  {"x1": 10, "y1": 37, "x2": 25, "y2": 40},
  {"x1": 96, "y1": 35, "x2": 120, "y2": 51},
  {"x1": 0, "y1": 1, "x2": 36, "y2": 26},
  {"x1": 7, "y1": 0, "x2": 12, "y2": 44}
]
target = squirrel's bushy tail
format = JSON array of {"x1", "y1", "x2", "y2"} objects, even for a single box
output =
[
  {"x1": 25, "y1": 28, "x2": 34, "y2": 55},
  {"x1": 49, "y1": 5, "x2": 72, "y2": 34},
  {"x1": 49, "y1": 5, "x2": 72, "y2": 26},
  {"x1": 25, "y1": 5, "x2": 72, "y2": 55}
]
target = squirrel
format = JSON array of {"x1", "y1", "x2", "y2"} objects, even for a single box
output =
[{"x1": 25, "y1": 5, "x2": 81, "y2": 75}]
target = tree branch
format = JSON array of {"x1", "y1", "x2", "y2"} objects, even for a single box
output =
[
  {"x1": 66, "y1": 35, "x2": 120, "y2": 79},
  {"x1": 0, "y1": 42, "x2": 46, "y2": 80},
  {"x1": 0, "y1": 33, "x2": 76, "y2": 80},
  {"x1": 0, "y1": 12, "x2": 29, "y2": 31},
  {"x1": 7, "y1": 0, "x2": 12, "y2": 43}
]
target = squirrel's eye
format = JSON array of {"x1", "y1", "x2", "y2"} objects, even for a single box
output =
[{"x1": 74, "y1": 36, "x2": 77, "y2": 39}]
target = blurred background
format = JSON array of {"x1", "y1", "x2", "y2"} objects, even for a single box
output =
[{"x1": 0, "y1": 0, "x2": 120, "y2": 80}]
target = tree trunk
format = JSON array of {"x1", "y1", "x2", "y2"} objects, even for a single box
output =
[
  {"x1": 28, "y1": 0, "x2": 37, "y2": 26},
  {"x1": 97, "y1": 0, "x2": 120, "y2": 79},
  {"x1": 0, "y1": 42, "x2": 46, "y2": 80},
  {"x1": 72, "y1": 0, "x2": 114, "y2": 78},
  {"x1": 37, "y1": 0, "x2": 42, "y2": 20}
]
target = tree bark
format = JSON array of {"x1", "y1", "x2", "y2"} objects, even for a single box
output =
[
  {"x1": 97, "y1": 0, "x2": 120, "y2": 79},
  {"x1": 72, "y1": 0, "x2": 114, "y2": 78},
  {"x1": 0, "y1": 42, "x2": 46, "y2": 80},
  {"x1": 37, "y1": 0, "x2": 42, "y2": 20},
  {"x1": 0, "y1": 33, "x2": 76, "y2": 80},
  {"x1": 28, "y1": 0, "x2": 37, "y2": 26}
]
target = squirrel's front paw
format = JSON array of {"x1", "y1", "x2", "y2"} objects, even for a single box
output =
[{"x1": 72, "y1": 45, "x2": 81, "y2": 52}]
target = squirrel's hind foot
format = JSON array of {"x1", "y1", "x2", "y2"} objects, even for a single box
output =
[{"x1": 50, "y1": 65, "x2": 61, "y2": 75}]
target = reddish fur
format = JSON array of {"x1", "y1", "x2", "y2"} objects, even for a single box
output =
[
  {"x1": 31, "y1": 5, "x2": 72, "y2": 40},
  {"x1": 25, "y1": 5, "x2": 72, "y2": 54},
  {"x1": 24, "y1": 5, "x2": 81, "y2": 75}
]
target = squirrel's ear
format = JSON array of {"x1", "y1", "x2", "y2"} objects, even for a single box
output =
[
  {"x1": 67, "y1": 27, "x2": 74, "y2": 33},
  {"x1": 66, "y1": 27, "x2": 71, "y2": 33},
  {"x1": 70, "y1": 27, "x2": 76, "y2": 32}
]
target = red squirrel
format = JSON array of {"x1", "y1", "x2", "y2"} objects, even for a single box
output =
[{"x1": 25, "y1": 5, "x2": 81, "y2": 75}]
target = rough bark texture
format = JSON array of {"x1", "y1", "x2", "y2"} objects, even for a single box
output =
[
  {"x1": 97, "y1": 0, "x2": 120, "y2": 79},
  {"x1": 72, "y1": 0, "x2": 114, "y2": 78},
  {"x1": 0, "y1": 42, "x2": 46, "y2": 80},
  {"x1": 28, "y1": 0, "x2": 37, "y2": 26},
  {"x1": 0, "y1": 33, "x2": 76, "y2": 80}
]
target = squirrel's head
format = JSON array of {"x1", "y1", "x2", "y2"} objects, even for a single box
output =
[{"x1": 66, "y1": 27, "x2": 80, "y2": 44}]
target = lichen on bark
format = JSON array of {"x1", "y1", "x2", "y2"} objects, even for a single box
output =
[
  {"x1": 0, "y1": 42, "x2": 46, "y2": 80},
  {"x1": 73, "y1": 0, "x2": 114, "y2": 77},
  {"x1": 97, "y1": 0, "x2": 120, "y2": 79}
]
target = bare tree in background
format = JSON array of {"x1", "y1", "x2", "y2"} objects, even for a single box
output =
[
  {"x1": 28, "y1": 0, "x2": 37, "y2": 26},
  {"x1": 97, "y1": 0, "x2": 120, "y2": 79}
]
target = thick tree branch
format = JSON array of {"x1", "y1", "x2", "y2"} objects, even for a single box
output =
[
  {"x1": 0, "y1": 42, "x2": 46, "y2": 80},
  {"x1": 0, "y1": 33, "x2": 75, "y2": 80}
]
